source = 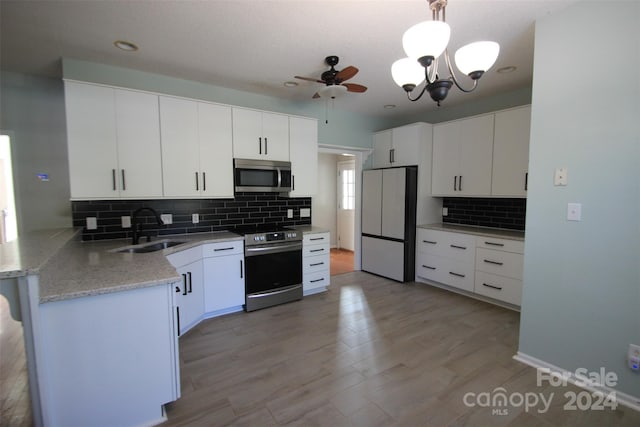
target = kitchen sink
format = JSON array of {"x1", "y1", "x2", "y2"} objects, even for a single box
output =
[{"x1": 112, "y1": 240, "x2": 187, "y2": 254}]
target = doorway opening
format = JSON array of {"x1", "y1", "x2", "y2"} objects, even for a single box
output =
[
  {"x1": 333, "y1": 159, "x2": 355, "y2": 275},
  {"x1": 0, "y1": 134, "x2": 18, "y2": 243}
]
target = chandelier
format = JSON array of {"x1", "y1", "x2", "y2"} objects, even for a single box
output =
[{"x1": 391, "y1": 0, "x2": 499, "y2": 106}]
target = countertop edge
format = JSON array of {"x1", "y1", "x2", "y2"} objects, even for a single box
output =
[{"x1": 418, "y1": 223, "x2": 525, "y2": 241}]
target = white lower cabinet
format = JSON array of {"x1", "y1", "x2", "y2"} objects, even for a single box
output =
[
  {"x1": 168, "y1": 246, "x2": 205, "y2": 335},
  {"x1": 302, "y1": 232, "x2": 330, "y2": 294},
  {"x1": 202, "y1": 241, "x2": 245, "y2": 314},
  {"x1": 474, "y1": 236, "x2": 524, "y2": 306},
  {"x1": 39, "y1": 284, "x2": 179, "y2": 427}
]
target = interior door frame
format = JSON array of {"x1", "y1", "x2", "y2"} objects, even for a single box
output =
[
  {"x1": 336, "y1": 159, "x2": 356, "y2": 251},
  {"x1": 318, "y1": 144, "x2": 371, "y2": 271}
]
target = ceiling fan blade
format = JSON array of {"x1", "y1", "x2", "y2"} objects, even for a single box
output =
[
  {"x1": 336, "y1": 66, "x2": 358, "y2": 82},
  {"x1": 312, "y1": 92, "x2": 321, "y2": 99},
  {"x1": 343, "y1": 83, "x2": 368, "y2": 93},
  {"x1": 295, "y1": 75, "x2": 325, "y2": 84}
]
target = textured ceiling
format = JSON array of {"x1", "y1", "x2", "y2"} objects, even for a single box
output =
[{"x1": 0, "y1": 0, "x2": 577, "y2": 118}]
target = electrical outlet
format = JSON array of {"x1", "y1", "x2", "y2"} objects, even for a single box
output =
[
  {"x1": 121, "y1": 216, "x2": 131, "y2": 228},
  {"x1": 442, "y1": 207, "x2": 449, "y2": 216},
  {"x1": 629, "y1": 344, "x2": 640, "y2": 371},
  {"x1": 554, "y1": 167, "x2": 568, "y2": 186},
  {"x1": 161, "y1": 214, "x2": 173, "y2": 225},
  {"x1": 287, "y1": 209, "x2": 294, "y2": 219},
  {"x1": 86, "y1": 217, "x2": 97, "y2": 230},
  {"x1": 300, "y1": 208, "x2": 311, "y2": 218},
  {"x1": 192, "y1": 213, "x2": 199, "y2": 224}
]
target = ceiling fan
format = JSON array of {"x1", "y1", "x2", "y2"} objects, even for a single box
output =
[{"x1": 295, "y1": 55, "x2": 368, "y2": 99}]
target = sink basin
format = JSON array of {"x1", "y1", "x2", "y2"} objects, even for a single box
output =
[{"x1": 113, "y1": 240, "x2": 186, "y2": 254}]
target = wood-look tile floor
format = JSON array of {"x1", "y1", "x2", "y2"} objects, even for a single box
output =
[
  {"x1": 330, "y1": 249, "x2": 354, "y2": 276},
  {"x1": 161, "y1": 272, "x2": 640, "y2": 427}
]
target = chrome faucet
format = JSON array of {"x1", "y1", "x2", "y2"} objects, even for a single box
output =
[{"x1": 131, "y1": 207, "x2": 163, "y2": 245}]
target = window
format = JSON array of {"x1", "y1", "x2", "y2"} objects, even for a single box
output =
[{"x1": 341, "y1": 169, "x2": 355, "y2": 210}]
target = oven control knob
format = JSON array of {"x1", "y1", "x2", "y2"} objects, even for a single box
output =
[{"x1": 254, "y1": 236, "x2": 259, "y2": 241}]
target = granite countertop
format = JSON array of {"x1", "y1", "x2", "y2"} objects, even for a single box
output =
[
  {"x1": 292, "y1": 225, "x2": 330, "y2": 234},
  {"x1": 3, "y1": 229, "x2": 243, "y2": 303},
  {"x1": 418, "y1": 223, "x2": 525, "y2": 241}
]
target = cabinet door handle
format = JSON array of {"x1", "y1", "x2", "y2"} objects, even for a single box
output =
[
  {"x1": 259, "y1": 137, "x2": 262, "y2": 154},
  {"x1": 292, "y1": 175, "x2": 295, "y2": 191},
  {"x1": 214, "y1": 247, "x2": 234, "y2": 252},
  {"x1": 310, "y1": 262, "x2": 324, "y2": 267},
  {"x1": 310, "y1": 278, "x2": 325, "y2": 283},
  {"x1": 264, "y1": 137, "x2": 268, "y2": 155},
  {"x1": 423, "y1": 240, "x2": 437, "y2": 244},
  {"x1": 176, "y1": 307, "x2": 181, "y2": 337},
  {"x1": 391, "y1": 148, "x2": 395, "y2": 163},
  {"x1": 240, "y1": 260, "x2": 243, "y2": 279},
  {"x1": 482, "y1": 282, "x2": 503, "y2": 291},
  {"x1": 195, "y1": 172, "x2": 199, "y2": 191},
  {"x1": 310, "y1": 248, "x2": 324, "y2": 253},
  {"x1": 454, "y1": 175, "x2": 457, "y2": 192},
  {"x1": 309, "y1": 237, "x2": 324, "y2": 241},
  {"x1": 389, "y1": 149, "x2": 392, "y2": 164},
  {"x1": 484, "y1": 259, "x2": 504, "y2": 266},
  {"x1": 484, "y1": 241, "x2": 504, "y2": 247},
  {"x1": 525, "y1": 172, "x2": 528, "y2": 191},
  {"x1": 112, "y1": 169, "x2": 117, "y2": 191},
  {"x1": 182, "y1": 274, "x2": 187, "y2": 296},
  {"x1": 459, "y1": 175, "x2": 462, "y2": 191},
  {"x1": 121, "y1": 169, "x2": 126, "y2": 191},
  {"x1": 187, "y1": 271, "x2": 193, "y2": 293},
  {"x1": 203, "y1": 172, "x2": 206, "y2": 192},
  {"x1": 449, "y1": 271, "x2": 465, "y2": 278},
  {"x1": 450, "y1": 244, "x2": 467, "y2": 250},
  {"x1": 422, "y1": 265, "x2": 436, "y2": 270}
]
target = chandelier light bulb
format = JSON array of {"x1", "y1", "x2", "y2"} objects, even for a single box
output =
[
  {"x1": 454, "y1": 41, "x2": 500, "y2": 77},
  {"x1": 391, "y1": 58, "x2": 425, "y2": 90},
  {"x1": 402, "y1": 21, "x2": 451, "y2": 61}
]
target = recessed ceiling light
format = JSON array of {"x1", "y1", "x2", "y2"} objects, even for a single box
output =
[
  {"x1": 384, "y1": 104, "x2": 396, "y2": 109},
  {"x1": 284, "y1": 81, "x2": 299, "y2": 88},
  {"x1": 497, "y1": 66, "x2": 517, "y2": 74},
  {"x1": 114, "y1": 40, "x2": 139, "y2": 52}
]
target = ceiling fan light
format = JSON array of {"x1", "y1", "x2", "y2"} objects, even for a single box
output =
[
  {"x1": 318, "y1": 85, "x2": 348, "y2": 99},
  {"x1": 454, "y1": 41, "x2": 500, "y2": 76},
  {"x1": 402, "y1": 21, "x2": 451, "y2": 61},
  {"x1": 391, "y1": 58, "x2": 425, "y2": 89}
]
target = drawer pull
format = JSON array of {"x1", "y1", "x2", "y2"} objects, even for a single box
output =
[
  {"x1": 422, "y1": 265, "x2": 436, "y2": 270},
  {"x1": 310, "y1": 278, "x2": 325, "y2": 283},
  {"x1": 482, "y1": 283, "x2": 503, "y2": 291},
  {"x1": 310, "y1": 262, "x2": 324, "y2": 267},
  {"x1": 309, "y1": 237, "x2": 324, "y2": 241},
  {"x1": 310, "y1": 248, "x2": 324, "y2": 253},
  {"x1": 449, "y1": 272, "x2": 465, "y2": 278},
  {"x1": 483, "y1": 259, "x2": 504, "y2": 266},
  {"x1": 450, "y1": 244, "x2": 467, "y2": 250},
  {"x1": 484, "y1": 241, "x2": 505, "y2": 247},
  {"x1": 423, "y1": 240, "x2": 437, "y2": 244},
  {"x1": 214, "y1": 247, "x2": 234, "y2": 251}
]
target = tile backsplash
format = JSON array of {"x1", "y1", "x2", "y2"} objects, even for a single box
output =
[
  {"x1": 442, "y1": 197, "x2": 526, "y2": 231},
  {"x1": 72, "y1": 193, "x2": 311, "y2": 241}
]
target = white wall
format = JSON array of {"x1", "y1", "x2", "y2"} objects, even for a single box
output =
[
  {"x1": 312, "y1": 153, "x2": 338, "y2": 246},
  {"x1": 519, "y1": 0, "x2": 640, "y2": 400}
]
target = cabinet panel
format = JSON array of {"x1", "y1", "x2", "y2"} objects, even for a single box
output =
[
  {"x1": 232, "y1": 108, "x2": 263, "y2": 159},
  {"x1": 303, "y1": 233, "x2": 329, "y2": 245},
  {"x1": 261, "y1": 112, "x2": 290, "y2": 161},
  {"x1": 476, "y1": 237, "x2": 524, "y2": 254},
  {"x1": 175, "y1": 260, "x2": 204, "y2": 334},
  {"x1": 289, "y1": 117, "x2": 318, "y2": 196},
  {"x1": 115, "y1": 89, "x2": 163, "y2": 198},
  {"x1": 65, "y1": 82, "x2": 119, "y2": 199},
  {"x1": 431, "y1": 121, "x2": 460, "y2": 195},
  {"x1": 198, "y1": 102, "x2": 234, "y2": 198},
  {"x1": 391, "y1": 124, "x2": 422, "y2": 166},
  {"x1": 492, "y1": 106, "x2": 531, "y2": 197},
  {"x1": 475, "y1": 248, "x2": 523, "y2": 279},
  {"x1": 303, "y1": 242, "x2": 329, "y2": 258},
  {"x1": 361, "y1": 169, "x2": 382, "y2": 235},
  {"x1": 381, "y1": 168, "x2": 406, "y2": 239},
  {"x1": 159, "y1": 97, "x2": 200, "y2": 197},
  {"x1": 304, "y1": 269, "x2": 330, "y2": 292},
  {"x1": 440, "y1": 257, "x2": 475, "y2": 292},
  {"x1": 416, "y1": 252, "x2": 446, "y2": 283},
  {"x1": 373, "y1": 130, "x2": 392, "y2": 168},
  {"x1": 201, "y1": 240, "x2": 243, "y2": 257},
  {"x1": 303, "y1": 253, "x2": 330, "y2": 274},
  {"x1": 458, "y1": 114, "x2": 494, "y2": 196},
  {"x1": 203, "y1": 254, "x2": 245, "y2": 313}
]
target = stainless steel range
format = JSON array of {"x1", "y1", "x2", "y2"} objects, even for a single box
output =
[{"x1": 234, "y1": 225, "x2": 303, "y2": 312}]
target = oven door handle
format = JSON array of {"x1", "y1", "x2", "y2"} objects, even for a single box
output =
[
  {"x1": 248, "y1": 284, "x2": 302, "y2": 298},
  {"x1": 245, "y1": 242, "x2": 302, "y2": 256}
]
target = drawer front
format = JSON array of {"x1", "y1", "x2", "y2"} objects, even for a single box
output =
[
  {"x1": 441, "y1": 257, "x2": 475, "y2": 292},
  {"x1": 303, "y1": 254, "x2": 330, "y2": 274},
  {"x1": 475, "y1": 248, "x2": 523, "y2": 280},
  {"x1": 303, "y1": 232, "x2": 330, "y2": 245},
  {"x1": 304, "y1": 269, "x2": 330, "y2": 290},
  {"x1": 417, "y1": 229, "x2": 475, "y2": 262},
  {"x1": 476, "y1": 237, "x2": 524, "y2": 254},
  {"x1": 475, "y1": 271, "x2": 522, "y2": 306},
  {"x1": 303, "y1": 243, "x2": 330, "y2": 258},
  {"x1": 416, "y1": 252, "x2": 446, "y2": 283},
  {"x1": 417, "y1": 229, "x2": 445, "y2": 254},
  {"x1": 201, "y1": 240, "x2": 244, "y2": 258}
]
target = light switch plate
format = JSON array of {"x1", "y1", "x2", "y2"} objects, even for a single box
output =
[
  {"x1": 192, "y1": 213, "x2": 199, "y2": 224},
  {"x1": 161, "y1": 214, "x2": 173, "y2": 225},
  {"x1": 86, "y1": 217, "x2": 97, "y2": 230},
  {"x1": 300, "y1": 208, "x2": 311, "y2": 218},
  {"x1": 121, "y1": 216, "x2": 131, "y2": 228},
  {"x1": 554, "y1": 167, "x2": 568, "y2": 186},
  {"x1": 567, "y1": 203, "x2": 582, "y2": 221}
]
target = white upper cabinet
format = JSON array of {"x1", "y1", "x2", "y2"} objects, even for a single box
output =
[
  {"x1": 491, "y1": 106, "x2": 531, "y2": 197},
  {"x1": 65, "y1": 81, "x2": 162, "y2": 199},
  {"x1": 289, "y1": 116, "x2": 318, "y2": 196},
  {"x1": 432, "y1": 114, "x2": 494, "y2": 196},
  {"x1": 160, "y1": 97, "x2": 233, "y2": 198},
  {"x1": 372, "y1": 123, "x2": 427, "y2": 168},
  {"x1": 232, "y1": 108, "x2": 289, "y2": 161}
]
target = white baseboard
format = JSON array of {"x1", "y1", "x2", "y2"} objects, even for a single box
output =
[{"x1": 513, "y1": 351, "x2": 640, "y2": 413}]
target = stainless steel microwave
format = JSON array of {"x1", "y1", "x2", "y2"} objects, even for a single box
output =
[{"x1": 233, "y1": 159, "x2": 292, "y2": 193}]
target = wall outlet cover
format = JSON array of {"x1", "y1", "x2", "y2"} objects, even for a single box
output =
[
  {"x1": 161, "y1": 214, "x2": 173, "y2": 225},
  {"x1": 192, "y1": 213, "x2": 199, "y2": 224},
  {"x1": 287, "y1": 209, "x2": 294, "y2": 219},
  {"x1": 86, "y1": 217, "x2": 97, "y2": 230},
  {"x1": 121, "y1": 216, "x2": 131, "y2": 228},
  {"x1": 300, "y1": 208, "x2": 311, "y2": 218},
  {"x1": 554, "y1": 167, "x2": 568, "y2": 186},
  {"x1": 442, "y1": 207, "x2": 449, "y2": 216}
]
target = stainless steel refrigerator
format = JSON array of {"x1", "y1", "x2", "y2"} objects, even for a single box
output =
[{"x1": 361, "y1": 166, "x2": 417, "y2": 282}]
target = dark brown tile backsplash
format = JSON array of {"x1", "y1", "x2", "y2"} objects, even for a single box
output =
[
  {"x1": 72, "y1": 193, "x2": 312, "y2": 241},
  {"x1": 442, "y1": 197, "x2": 526, "y2": 231}
]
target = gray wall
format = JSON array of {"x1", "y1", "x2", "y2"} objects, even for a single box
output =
[
  {"x1": 519, "y1": 0, "x2": 640, "y2": 399},
  {"x1": 0, "y1": 72, "x2": 72, "y2": 232}
]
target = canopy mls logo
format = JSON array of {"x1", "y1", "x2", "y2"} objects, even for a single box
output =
[{"x1": 463, "y1": 367, "x2": 619, "y2": 416}]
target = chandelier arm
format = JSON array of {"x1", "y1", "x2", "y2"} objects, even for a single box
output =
[
  {"x1": 406, "y1": 84, "x2": 429, "y2": 102},
  {"x1": 443, "y1": 49, "x2": 478, "y2": 93}
]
